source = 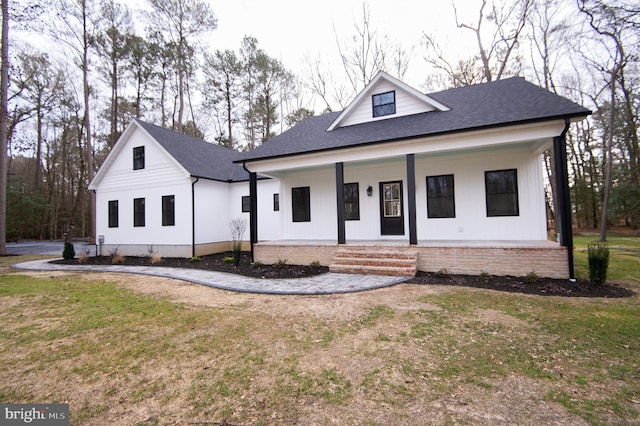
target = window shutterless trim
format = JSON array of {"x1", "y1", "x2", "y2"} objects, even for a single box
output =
[
  {"x1": 372, "y1": 91, "x2": 396, "y2": 117},
  {"x1": 162, "y1": 195, "x2": 175, "y2": 226},
  {"x1": 426, "y1": 174, "x2": 455, "y2": 218},
  {"x1": 485, "y1": 169, "x2": 519, "y2": 217}
]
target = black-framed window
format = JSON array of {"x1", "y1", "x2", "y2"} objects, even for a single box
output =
[
  {"x1": 133, "y1": 197, "x2": 145, "y2": 227},
  {"x1": 372, "y1": 91, "x2": 396, "y2": 117},
  {"x1": 485, "y1": 169, "x2": 519, "y2": 217},
  {"x1": 108, "y1": 200, "x2": 119, "y2": 228},
  {"x1": 242, "y1": 196, "x2": 251, "y2": 213},
  {"x1": 274, "y1": 193, "x2": 280, "y2": 211},
  {"x1": 292, "y1": 186, "x2": 310, "y2": 222},
  {"x1": 162, "y1": 195, "x2": 175, "y2": 226},
  {"x1": 133, "y1": 146, "x2": 145, "y2": 170},
  {"x1": 344, "y1": 182, "x2": 360, "y2": 221},
  {"x1": 426, "y1": 175, "x2": 455, "y2": 218}
]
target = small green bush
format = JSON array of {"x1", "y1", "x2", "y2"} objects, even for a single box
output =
[
  {"x1": 62, "y1": 241, "x2": 75, "y2": 260},
  {"x1": 588, "y1": 241, "x2": 609, "y2": 286},
  {"x1": 524, "y1": 271, "x2": 539, "y2": 285}
]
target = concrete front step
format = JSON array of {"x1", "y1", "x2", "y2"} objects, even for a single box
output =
[{"x1": 330, "y1": 247, "x2": 417, "y2": 277}]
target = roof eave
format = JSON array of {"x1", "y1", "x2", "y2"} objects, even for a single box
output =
[{"x1": 236, "y1": 112, "x2": 591, "y2": 165}]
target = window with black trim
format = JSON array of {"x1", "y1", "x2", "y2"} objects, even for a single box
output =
[
  {"x1": 108, "y1": 200, "x2": 119, "y2": 228},
  {"x1": 372, "y1": 91, "x2": 396, "y2": 117},
  {"x1": 162, "y1": 195, "x2": 175, "y2": 226},
  {"x1": 242, "y1": 196, "x2": 251, "y2": 213},
  {"x1": 292, "y1": 186, "x2": 310, "y2": 222},
  {"x1": 344, "y1": 183, "x2": 360, "y2": 220},
  {"x1": 133, "y1": 146, "x2": 145, "y2": 170},
  {"x1": 134, "y1": 197, "x2": 145, "y2": 227},
  {"x1": 426, "y1": 175, "x2": 455, "y2": 218},
  {"x1": 485, "y1": 169, "x2": 519, "y2": 217},
  {"x1": 274, "y1": 194, "x2": 280, "y2": 211}
]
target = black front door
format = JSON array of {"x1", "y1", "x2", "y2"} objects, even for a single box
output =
[{"x1": 380, "y1": 181, "x2": 404, "y2": 235}]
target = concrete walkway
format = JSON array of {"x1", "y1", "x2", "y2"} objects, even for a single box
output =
[{"x1": 12, "y1": 258, "x2": 409, "y2": 295}]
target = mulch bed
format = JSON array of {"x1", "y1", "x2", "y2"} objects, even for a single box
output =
[{"x1": 52, "y1": 252, "x2": 635, "y2": 298}]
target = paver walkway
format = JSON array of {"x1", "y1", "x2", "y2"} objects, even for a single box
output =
[{"x1": 12, "y1": 259, "x2": 409, "y2": 295}]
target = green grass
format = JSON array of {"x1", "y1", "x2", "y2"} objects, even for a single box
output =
[
  {"x1": 1, "y1": 249, "x2": 639, "y2": 425},
  {"x1": 573, "y1": 234, "x2": 640, "y2": 282}
]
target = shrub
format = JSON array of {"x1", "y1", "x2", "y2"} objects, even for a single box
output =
[
  {"x1": 190, "y1": 256, "x2": 202, "y2": 262},
  {"x1": 524, "y1": 271, "x2": 539, "y2": 285},
  {"x1": 77, "y1": 250, "x2": 89, "y2": 264},
  {"x1": 150, "y1": 254, "x2": 163, "y2": 265},
  {"x1": 230, "y1": 218, "x2": 247, "y2": 267},
  {"x1": 588, "y1": 241, "x2": 609, "y2": 286},
  {"x1": 62, "y1": 242, "x2": 75, "y2": 260},
  {"x1": 223, "y1": 256, "x2": 235, "y2": 264},
  {"x1": 109, "y1": 247, "x2": 124, "y2": 264}
]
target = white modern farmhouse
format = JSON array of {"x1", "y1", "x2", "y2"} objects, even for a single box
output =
[{"x1": 90, "y1": 72, "x2": 590, "y2": 279}]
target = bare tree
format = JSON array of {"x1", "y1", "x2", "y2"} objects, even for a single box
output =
[
  {"x1": 146, "y1": 0, "x2": 217, "y2": 133},
  {"x1": 0, "y1": 0, "x2": 9, "y2": 254},
  {"x1": 578, "y1": 0, "x2": 634, "y2": 241}
]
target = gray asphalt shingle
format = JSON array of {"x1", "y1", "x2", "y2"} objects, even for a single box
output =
[{"x1": 236, "y1": 77, "x2": 590, "y2": 163}]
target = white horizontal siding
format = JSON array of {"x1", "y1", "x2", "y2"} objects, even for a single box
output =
[{"x1": 341, "y1": 80, "x2": 436, "y2": 127}]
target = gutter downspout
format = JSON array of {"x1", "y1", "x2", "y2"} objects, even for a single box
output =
[
  {"x1": 553, "y1": 118, "x2": 574, "y2": 280},
  {"x1": 191, "y1": 176, "x2": 199, "y2": 258}
]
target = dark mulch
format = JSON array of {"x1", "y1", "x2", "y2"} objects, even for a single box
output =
[
  {"x1": 52, "y1": 252, "x2": 635, "y2": 298},
  {"x1": 407, "y1": 271, "x2": 635, "y2": 298},
  {"x1": 53, "y1": 252, "x2": 329, "y2": 279}
]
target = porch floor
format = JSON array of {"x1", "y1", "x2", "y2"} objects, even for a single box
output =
[{"x1": 256, "y1": 239, "x2": 560, "y2": 248}]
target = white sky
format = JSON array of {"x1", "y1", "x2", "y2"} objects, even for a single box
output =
[{"x1": 204, "y1": 0, "x2": 477, "y2": 87}]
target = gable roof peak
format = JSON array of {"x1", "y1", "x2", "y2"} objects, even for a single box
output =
[{"x1": 327, "y1": 71, "x2": 450, "y2": 131}]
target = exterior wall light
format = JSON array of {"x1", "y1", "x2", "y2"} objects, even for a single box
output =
[{"x1": 367, "y1": 186, "x2": 373, "y2": 196}]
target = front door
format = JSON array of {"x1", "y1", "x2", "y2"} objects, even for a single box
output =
[{"x1": 380, "y1": 181, "x2": 404, "y2": 235}]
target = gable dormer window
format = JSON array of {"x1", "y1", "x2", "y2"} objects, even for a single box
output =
[
  {"x1": 133, "y1": 146, "x2": 145, "y2": 170},
  {"x1": 372, "y1": 91, "x2": 396, "y2": 117}
]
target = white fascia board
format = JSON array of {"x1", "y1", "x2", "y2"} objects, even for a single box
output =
[{"x1": 246, "y1": 120, "x2": 567, "y2": 175}]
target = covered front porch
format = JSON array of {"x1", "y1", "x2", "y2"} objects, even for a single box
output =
[{"x1": 254, "y1": 239, "x2": 569, "y2": 279}]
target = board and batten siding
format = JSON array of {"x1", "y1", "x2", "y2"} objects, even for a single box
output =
[
  {"x1": 414, "y1": 148, "x2": 547, "y2": 241},
  {"x1": 340, "y1": 80, "x2": 437, "y2": 128},
  {"x1": 275, "y1": 147, "x2": 548, "y2": 242},
  {"x1": 228, "y1": 179, "x2": 281, "y2": 241},
  {"x1": 94, "y1": 127, "x2": 194, "y2": 256}
]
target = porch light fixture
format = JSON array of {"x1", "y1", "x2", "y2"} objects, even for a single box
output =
[{"x1": 367, "y1": 186, "x2": 373, "y2": 196}]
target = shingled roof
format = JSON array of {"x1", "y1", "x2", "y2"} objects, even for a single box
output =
[
  {"x1": 135, "y1": 119, "x2": 250, "y2": 182},
  {"x1": 236, "y1": 77, "x2": 590, "y2": 163}
]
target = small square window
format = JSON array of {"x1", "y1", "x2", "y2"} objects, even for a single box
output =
[
  {"x1": 372, "y1": 91, "x2": 396, "y2": 117},
  {"x1": 427, "y1": 175, "x2": 455, "y2": 218},
  {"x1": 133, "y1": 197, "x2": 145, "y2": 227},
  {"x1": 292, "y1": 187, "x2": 310, "y2": 222},
  {"x1": 485, "y1": 169, "x2": 519, "y2": 217},
  {"x1": 242, "y1": 196, "x2": 251, "y2": 213},
  {"x1": 273, "y1": 194, "x2": 280, "y2": 211},
  {"x1": 133, "y1": 146, "x2": 145, "y2": 170},
  {"x1": 162, "y1": 195, "x2": 175, "y2": 226},
  {"x1": 108, "y1": 200, "x2": 119, "y2": 228}
]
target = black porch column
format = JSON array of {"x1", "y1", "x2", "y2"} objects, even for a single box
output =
[
  {"x1": 406, "y1": 154, "x2": 418, "y2": 245},
  {"x1": 335, "y1": 162, "x2": 346, "y2": 244},
  {"x1": 553, "y1": 121, "x2": 575, "y2": 279},
  {"x1": 249, "y1": 172, "x2": 258, "y2": 262}
]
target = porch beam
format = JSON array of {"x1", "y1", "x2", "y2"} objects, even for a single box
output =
[
  {"x1": 406, "y1": 154, "x2": 418, "y2": 245},
  {"x1": 249, "y1": 172, "x2": 258, "y2": 261},
  {"x1": 335, "y1": 162, "x2": 346, "y2": 244},
  {"x1": 553, "y1": 120, "x2": 575, "y2": 279}
]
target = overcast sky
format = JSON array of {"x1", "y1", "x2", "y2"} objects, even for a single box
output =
[{"x1": 154, "y1": 0, "x2": 480, "y2": 91}]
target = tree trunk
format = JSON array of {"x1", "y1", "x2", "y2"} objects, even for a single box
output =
[
  {"x1": 82, "y1": 0, "x2": 95, "y2": 242},
  {"x1": 0, "y1": 0, "x2": 9, "y2": 254},
  {"x1": 599, "y1": 68, "x2": 618, "y2": 242}
]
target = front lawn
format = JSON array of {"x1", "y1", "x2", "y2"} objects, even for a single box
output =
[{"x1": 0, "y1": 241, "x2": 638, "y2": 425}]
